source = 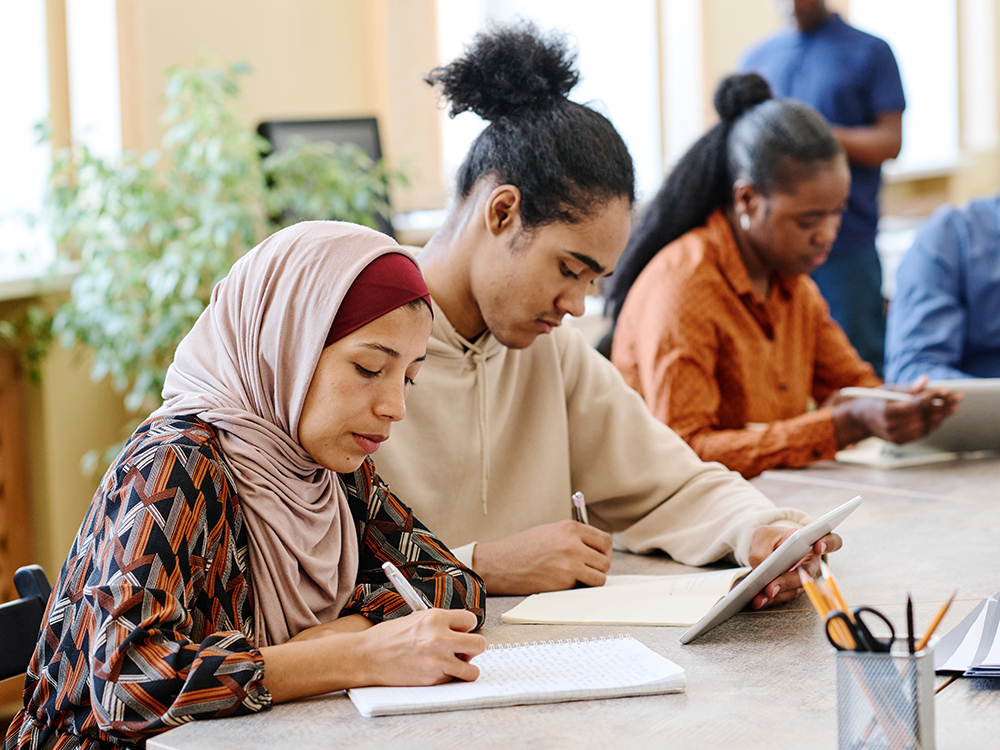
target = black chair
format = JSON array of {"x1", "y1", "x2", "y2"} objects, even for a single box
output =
[
  {"x1": 0, "y1": 565, "x2": 51, "y2": 682},
  {"x1": 257, "y1": 117, "x2": 395, "y2": 238}
]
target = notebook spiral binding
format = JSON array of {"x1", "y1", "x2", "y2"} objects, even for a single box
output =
[{"x1": 486, "y1": 634, "x2": 632, "y2": 651}]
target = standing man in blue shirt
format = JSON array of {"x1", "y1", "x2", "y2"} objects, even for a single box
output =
[
  {"x1": 741, "y1": 0, "x2": 905, "y2": 377},
  {"x1": 885, "y1": 192, "x2": 1000, "y2": 382}
]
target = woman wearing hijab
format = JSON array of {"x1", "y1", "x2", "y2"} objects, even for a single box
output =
[{"x1": 5, "y1": 222, "x2": 486, "y2": 750}]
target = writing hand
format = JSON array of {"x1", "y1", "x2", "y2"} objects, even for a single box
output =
[
  {"x1": 471, "y1": 520, "x2": 613, "y2": 595},
  {"x1": 748, "y1": 526, "x2": 842, "y2": 610},
  {"x1": 363, "y1": 609, "x2": 485, "y2": 686},
  {"x1": 260, "y1": 609, "x2": 483, "y2": 702}
]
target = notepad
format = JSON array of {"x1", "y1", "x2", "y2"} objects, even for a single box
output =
[
  {"x1": 935, "y1": 591, "x2": 1000, "y2": 675},
  {"x1": 499, "y1": 568, "x2": 751, "y2": 627},
  {"x1": 346, "y1": 635, "x2": 686, "y2": 717},
  {"x1": 836, "y1": 437, "x2": 962, "y2": 469}
]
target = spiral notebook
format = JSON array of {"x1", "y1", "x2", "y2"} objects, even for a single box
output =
[{"x1": 346, "y1": 634, "x2": 686, "y2": 717}]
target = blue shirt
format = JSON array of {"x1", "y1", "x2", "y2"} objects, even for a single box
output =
[
  {"x1": 884, "y1": 193, "x2": 1000, "y2": 382},
  {"x1": 741, "y1": 14, "x2": 905, "y2": 256}
]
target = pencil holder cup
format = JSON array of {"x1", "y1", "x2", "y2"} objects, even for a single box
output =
[{"x1": 834, "y1": 645, "x2": 935, "y2": 750}]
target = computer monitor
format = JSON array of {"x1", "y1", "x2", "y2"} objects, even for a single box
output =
[{"x1": 257, "y1": 117, "x2": 393, "y2": 238}]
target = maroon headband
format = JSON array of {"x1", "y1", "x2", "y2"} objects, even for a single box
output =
[{"x1": 325, "y1": 252, "x2": 432, "y2": 347}]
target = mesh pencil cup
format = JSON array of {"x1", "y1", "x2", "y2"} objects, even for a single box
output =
[{"x1": 834, "y1": 644, "x2": 935, "y2": 750}]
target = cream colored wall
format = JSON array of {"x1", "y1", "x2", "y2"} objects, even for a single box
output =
[
  {"x1": 700, "y1": 0, "x2": 783, "y2": 125},
  {"x1": 117, "y1": 0, "x2": 444, "y2": 213},
  {"x1": 119, "y1": 0, "x2": 373, "y2": 150},
  {"x1": 362, "y1": 1, "x2": 447, "y2": 210},
  {"x1": 948, "y1": 0, "x2": 1000, "y2": 205}
]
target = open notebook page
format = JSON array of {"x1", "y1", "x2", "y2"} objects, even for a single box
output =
[
  {"x1": 500, "y1": 567, "x2": 751, "y2": 626},
  {"x1": 347, "y1": 635, "x2": 685, "y2": 717}
]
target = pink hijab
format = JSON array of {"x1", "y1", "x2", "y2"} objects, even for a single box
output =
[{"x1": 154, "y1": 221, "x2": 422, "y2": 646}]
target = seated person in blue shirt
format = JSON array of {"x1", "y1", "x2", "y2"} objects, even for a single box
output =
[{"x1": 885, "y1": 191, "x2": 1000, "y2": 382}]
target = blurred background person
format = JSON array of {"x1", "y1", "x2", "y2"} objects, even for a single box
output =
[
  {"x1": 741, "y1": 0, "x2": 905, "y2": 377},
  {"x1": 886, "y1": 190, "x2": 1000, "y2": 382},
  {"x1": 606, "y1": 74, "x2": 956, "y2": 480}
]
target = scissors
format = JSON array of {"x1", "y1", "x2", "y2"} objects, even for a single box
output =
[{"x1": 825, "y1": 606, "x2": 896, "y2": 652}]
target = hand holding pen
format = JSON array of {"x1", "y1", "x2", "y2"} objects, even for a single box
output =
[{"x1": 370, "y1": 561, "x2": 484, "y2": 684}]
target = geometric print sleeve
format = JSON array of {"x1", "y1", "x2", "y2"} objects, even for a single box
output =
[
  {"x1": 339, "y1": 458, "x2": 486, "y2": 628},
  {"x1": 5, "y1": 416, "x2": 270, "y2": 750}
]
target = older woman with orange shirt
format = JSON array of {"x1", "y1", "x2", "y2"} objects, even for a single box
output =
[{"x1": 605, "y1": 74, "x2": 958, "y2": 479}]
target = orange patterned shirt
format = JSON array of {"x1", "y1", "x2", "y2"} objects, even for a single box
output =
[{"x1": 612, "y1": 210, "x2": 880, "y2": 479}]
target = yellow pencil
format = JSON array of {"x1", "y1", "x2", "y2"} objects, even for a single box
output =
[
  {"x1": 915, "y1": 589, "x2": 957, "y2": 652},
  {"x1": 820, "y1": 559, "x2": 855, "y2": 623},
  {"x1": 816, "y1": 578, "x2": 856, "y2": 645},
  {"x1": 799, "y1": 567, "x2": 856, "y2": 650},
  {"x1": 798, "y1": 566, "x2": 829, "y2": 617}
]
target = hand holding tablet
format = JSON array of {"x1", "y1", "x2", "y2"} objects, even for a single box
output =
[
  {"x1": 680, "y1": 495, "x2": 862, "y2": 644},
  {"x1": 746, "y1": 524, "x2": 840, "y2": 610}
]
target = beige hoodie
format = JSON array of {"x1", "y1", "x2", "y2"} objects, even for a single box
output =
[{"x1": 375, "y1": 299, "x2": 809, "y2": 568}]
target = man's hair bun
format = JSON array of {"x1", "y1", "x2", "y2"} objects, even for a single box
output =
[
  {"x1": 425, "y1": 24, "x2": 579, "y2": 121},
  {"x1": 713, "y1": 73, "x2": 773, "y2": 124}
]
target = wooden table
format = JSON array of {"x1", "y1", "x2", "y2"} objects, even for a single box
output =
[{"x1": 149, "y1": 457, "x2": 1000, "y2": 750}]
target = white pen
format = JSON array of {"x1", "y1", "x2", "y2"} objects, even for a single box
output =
[
  {"x1": 381, "y1": 561, "x2": 430, "y2": 612},
  {"x1": 572, "y1": 491, "x2": 589, "y2": 525},
  {"x1": 838, "y1": 386, "x2": 914, "y2": 402}
]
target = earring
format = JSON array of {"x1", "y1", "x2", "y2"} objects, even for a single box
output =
[{"x1": 740, "y1": 213, "x2": 750, "y2": 231}]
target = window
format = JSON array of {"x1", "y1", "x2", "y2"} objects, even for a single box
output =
[
  {"x1": 0, "y1": 2, "x2": 53, "y2": 283},
  {"x1": 65, "y1": 0, "x2": 122, "y2": 160},
  {"x1": 0, "y1": 0, "x2": 121, "y2": 289},
  {"x1": 435, "y1": 0, "x2": 663, "y2": 202},
  {"x1": 850, "y1": 0, "x2": 960, "y2": 174}
]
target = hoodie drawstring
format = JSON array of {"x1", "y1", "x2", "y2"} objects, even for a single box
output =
[{"x1": 472, "y1": 350, "x2": 490, "y2": 516}]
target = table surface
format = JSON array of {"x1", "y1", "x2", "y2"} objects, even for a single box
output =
[{"x1": 149, "y1": 457, "x2": 1000, "y2": 750}]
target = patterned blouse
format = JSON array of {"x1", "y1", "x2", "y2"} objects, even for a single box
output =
[
  {"x1": 5, "y1": 415, "x2": 485, "y2": 749},
  {"x1": 612, "y1": 209, "x2": 881, "y2": 479}
]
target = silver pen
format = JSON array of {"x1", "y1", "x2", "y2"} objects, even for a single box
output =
[
  {"x1": 838, "y1": 386, "x2": 914, "y2": 402},
  {"x1": 572, "y1": 491, "x2": 589, "y2": 525},
  {"x1": 382, "y1": 561, "x2": 430, "y2": 612}
]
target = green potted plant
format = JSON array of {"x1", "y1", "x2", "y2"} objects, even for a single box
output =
[{"x1": 39, "y1": 61, "x2": 404, "y2": 471}]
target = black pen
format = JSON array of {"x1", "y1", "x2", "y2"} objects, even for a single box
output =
[{"x1": 906, "y1": 594, "x2": 915, "y2": 654}]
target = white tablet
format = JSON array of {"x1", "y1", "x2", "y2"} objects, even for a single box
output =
[
  {"x1": 911, "y1": 378, "x2": 1000, "y2": 453},
  {"x1": 837, "y1": 378, "x2": 1000, "y2": 466},
  {"x1": 679, "y1": 495, "x2": 862, "y2": 644}
]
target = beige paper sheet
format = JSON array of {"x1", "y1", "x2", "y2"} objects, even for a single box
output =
[{"x1": 500, "y1": 568, "x2": 752, "y2": 627}]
